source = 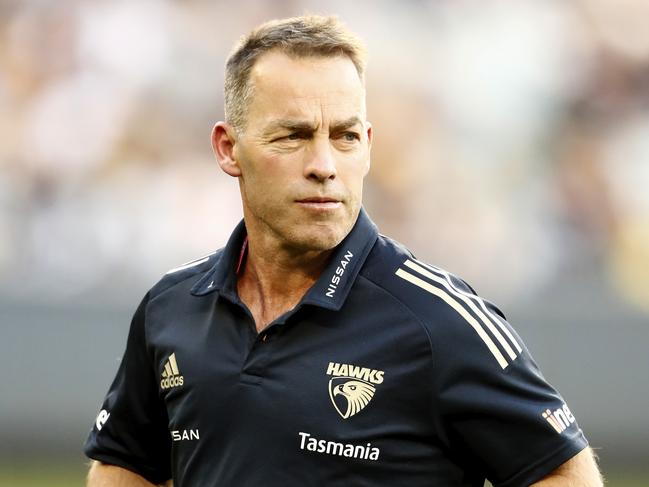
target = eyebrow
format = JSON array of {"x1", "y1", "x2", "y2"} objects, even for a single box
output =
[
  {"x1": 263, "y1": 116, "x2": 362, "y2": 135},
  {"x1": 331, "y1": 116, "x2": 363, "y2": 132}
]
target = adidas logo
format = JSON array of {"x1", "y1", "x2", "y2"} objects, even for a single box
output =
[{"x1": 160, "y1": 353, "x2": 184, "y2": 390}]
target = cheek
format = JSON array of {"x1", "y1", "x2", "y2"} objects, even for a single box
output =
[
  {"x1": 242, "y1": 151, "x2": 276, "y2": 183},
  {"x1": 340, "y1": 158, "x2": 369, "y2": 191},
  {"x1": 249, "y1": 150, "x2": 297, "y2": 180},
  {"x1": 241, "y1": 154, "x2": 293, "y2": 204}
]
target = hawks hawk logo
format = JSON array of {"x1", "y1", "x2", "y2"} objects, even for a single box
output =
[{"x1": 326, "y1": 362, "x2": 384, "y2": 419}]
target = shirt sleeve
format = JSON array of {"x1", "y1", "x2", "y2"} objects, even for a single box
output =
[
  {"x1": 84, "y1": 292, "x2": 172, "y2": 484},
  {"x1": 431, "y1": 297, "x2": 588, "y2": 487}
]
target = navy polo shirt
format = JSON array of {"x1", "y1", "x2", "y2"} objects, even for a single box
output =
[{"x1": 84, "y1": 208, "x2": 588, "y2": 486}]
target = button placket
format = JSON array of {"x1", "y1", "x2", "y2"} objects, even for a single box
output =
[{"x1": 240, "y1": 326, "x2": 278, "y2": 381}]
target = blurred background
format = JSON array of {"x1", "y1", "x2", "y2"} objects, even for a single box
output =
[{"x1": 1, "y1": 0, "x2": 648, "y2": 485}]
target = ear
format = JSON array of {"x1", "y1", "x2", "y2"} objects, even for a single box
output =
[
  {"x1": 364, "y1": 121, "x2": 373, "y2": 175},
  {"x1": 211, "y1": 122, "x2": 242, "y2": 177}
]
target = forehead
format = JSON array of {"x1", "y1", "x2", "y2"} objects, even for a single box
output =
[{"x1": 247, "y1": 51, "x2": 366, "y2": 125}]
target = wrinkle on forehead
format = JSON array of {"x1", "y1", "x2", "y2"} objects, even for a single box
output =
[
  {"x1": 261, "y1": 115, "x2": 363, "y2": 137},
  {"x1": 246, "y1": 52, "x2": 366, "y2": 133},
  {"x1": 257, "y1": 99, "x2": 366, "y2": 137}
]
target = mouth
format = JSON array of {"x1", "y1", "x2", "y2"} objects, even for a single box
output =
[{"x1": 295, "y1": 197, "x2": 342, "y2": 210}]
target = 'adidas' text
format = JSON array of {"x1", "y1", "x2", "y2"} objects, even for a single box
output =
[{"x1": 160, "y1": 353, "x2": 184, "y2": 390}]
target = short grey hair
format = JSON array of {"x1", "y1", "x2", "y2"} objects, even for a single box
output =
[{"x1": 224, "y1": 15, "x2": 367, "y2": 132}]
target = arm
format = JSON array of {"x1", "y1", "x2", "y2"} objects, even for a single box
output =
[
  {"x1": 531, "y1": 448, "x2": 603, "y2": 486},
  {"x1": 84, "y1": 294, "x2": 172, "y2": 484},
  {"x1": 87, "y1": 461, "x2": 173, "y2": 487}
]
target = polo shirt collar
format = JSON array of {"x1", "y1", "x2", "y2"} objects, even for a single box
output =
[{"x1": 191, "y1": 208, "x2": 378, "y2": 311}]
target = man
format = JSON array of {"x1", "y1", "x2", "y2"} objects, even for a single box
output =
[{"x1": 85, "y1": 15, "x2": 603, "y2": 486}]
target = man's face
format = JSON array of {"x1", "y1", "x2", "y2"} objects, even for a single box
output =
[{"x1": 232, "y1": 51, "x2": 372, "y2": 252}]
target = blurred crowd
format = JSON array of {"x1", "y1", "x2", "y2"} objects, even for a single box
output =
[{"x1": 1, "y1": 0, "x2": 648, "y2": 312}]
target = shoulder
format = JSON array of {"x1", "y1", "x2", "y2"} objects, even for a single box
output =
[
  {"x1": 361, "y1": 234, "x2": 481, "y2": 320},
  {"x1": 361, "y1": 235, "x2": 521, "y2": 370},
  {"x1": 148, "y1": 250, "x2": 222, "y2": 300}
]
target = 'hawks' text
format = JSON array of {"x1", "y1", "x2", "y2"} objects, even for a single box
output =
[{"x1": 327, "y1": 362, "x2": 384, "y2": 384}]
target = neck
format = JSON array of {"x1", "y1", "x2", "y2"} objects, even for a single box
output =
[{"x1": 237, "y1": 219, "x2": 334, "y2": 333}]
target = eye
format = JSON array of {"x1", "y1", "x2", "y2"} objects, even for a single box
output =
[
  {"x1": 272, "y1": 132, "x2": 305, "y2": 143},
  {"x1": 341, "y1": 132, "x2": 360, "y2": 142}
]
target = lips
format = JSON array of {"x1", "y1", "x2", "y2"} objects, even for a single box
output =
[
  {"x1": 295, "y1": 196, "x2": 343, "y2": 210},
  {"x1": 296, "y1": 197, "x2": 341, "y2": 203}
]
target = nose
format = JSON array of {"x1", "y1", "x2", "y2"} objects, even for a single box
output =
[{"x1": 304, "y1": 138, "x2": 336, "y2": 182}]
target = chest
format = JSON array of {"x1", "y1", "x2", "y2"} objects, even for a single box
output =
[
  {"x1": 145, "y1": 291, "x2": 451, "y2": 485},
  {"x1": 154, "y1": 299, "x2": 430, "y2": 420}
]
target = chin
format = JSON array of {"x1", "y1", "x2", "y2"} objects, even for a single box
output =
[
  {"x1": 289, "y1": 223, "x2": 348, "y2": 252},
  {"x1": 292, "y1": 233, "x2": 342, "y2": 252}
]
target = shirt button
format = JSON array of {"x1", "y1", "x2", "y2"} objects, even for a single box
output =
[{"x1": 261, "y1": 333, "x2": 268, "y2": 342}]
